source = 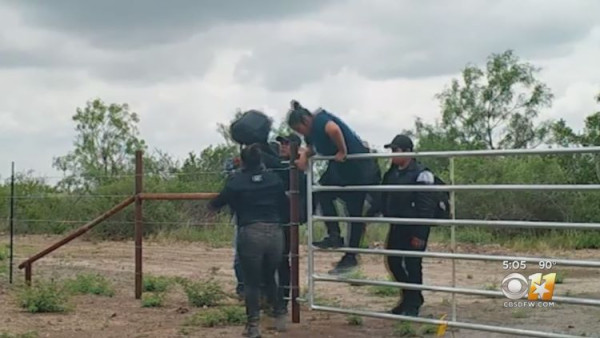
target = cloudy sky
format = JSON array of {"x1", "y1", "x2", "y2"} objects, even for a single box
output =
[{"x1": 1, "y1": 0, "x2": 599, "y2": 180}]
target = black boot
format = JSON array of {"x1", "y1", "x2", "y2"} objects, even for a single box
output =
[
  {"x1": 328, "y1": 254, "x2": 358, "y2": 275},
  {"x1": 313, "y1": 235, "x2": 344, "y2": 249},
  {"x1": 242, "y1": 321, "x2": 261, "y2": 338}
]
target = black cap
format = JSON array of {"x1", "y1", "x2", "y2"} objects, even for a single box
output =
[
  {"x1": 384, "y1": 134, "x2": 414, "y2": 151},
  {"x1": 276, "y1": 134, "x2": 302, "y2": 145}
]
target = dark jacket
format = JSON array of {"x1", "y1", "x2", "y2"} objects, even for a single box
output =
[
  {"x1": 378, "y1": 160, "x2": 437, "y2": 219},
  {"x1": 209, "y1": 168, "x2": 288, "y2": 227},
  {"x1": 257, "y1": 142, "x2": 308, "y2": 223}
]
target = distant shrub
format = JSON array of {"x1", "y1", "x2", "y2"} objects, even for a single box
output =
[
  {"x1": 65, "y1": 273, "x2": 115, "y2": 297},
  {"x1": 18, "y1": 280, "x2": 70, "y2": 313},
  {"x1": 184, "y1": 306, "x2": 246, "y2": 328},
  {"x1": 184, "y1": 279, "x2": 225, "y2": 307},
  {"x1": 143, "y1": 275, "x2": 172, "y2": 292},
  {"x1": 141, "y1": 293, "x2": 164, "y2": 308}
]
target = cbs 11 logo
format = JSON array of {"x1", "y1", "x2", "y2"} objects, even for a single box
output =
[{"x1": 501, "y1": 272, "x2": 557, "y2": 301}]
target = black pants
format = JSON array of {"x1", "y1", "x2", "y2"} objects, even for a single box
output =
[
  {"x1": 386, "y1": 224, "x2": 431, "y2": 308},
  {"x1": 318, "y1": 190, "x2": 367, "y2": 249},
  {"x1": 237, "y1": 223, "x2": 286, "y2": 323}
]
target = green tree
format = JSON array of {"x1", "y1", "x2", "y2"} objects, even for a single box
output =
[
  {"x1": 434, "y1": 50, "x2": 554, "y2": 150},
  {"x1": 53, "y1": 99, "x2": 146, "y2": 191},
  {"x1": 550, "y1": 93, "x2": 600, "y2": 184}
]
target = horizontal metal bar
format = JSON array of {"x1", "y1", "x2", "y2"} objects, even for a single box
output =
[
  {"x1": 312, "y1": 305, "x2": 581, "y2": 338},
  {"x1": 312, "y1": 146, "x2": 600, "y2": 161},
  {"x1": 316, "y1": 247, "x2": 600, "y2": 268},
  {"x1": 139, "y1": 192, "x2": 218, "y2": 200},
  {"x1": 312, "y1": 184, "x2": 600, "y2": 192},
  {"x1": 313, "y1": 274, "x2": 600, "y2": 307},
  {"x1": 312, "y1": 216, "x2": 600, "y2": 230}
]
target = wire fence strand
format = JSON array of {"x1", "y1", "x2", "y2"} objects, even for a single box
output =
[
  {"x1": 8, "y1": 165, "x2": 294, "y2": 181},
  {"x1": 11, "y1": 219, "x2": 229, "y2": 226}
]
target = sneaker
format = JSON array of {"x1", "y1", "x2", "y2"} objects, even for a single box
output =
[
  {"x1": 313, "y1": 236, "x2": 344, "y2": 249},
  {"x1": 328, "y1": 255, "x2": 358, "y2": 275}
]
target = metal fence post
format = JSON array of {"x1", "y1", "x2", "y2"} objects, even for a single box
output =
[
  {"x1": 450, "y1": 157, "x2": 457, "y2": 323},
  {"x1": 9, "y1": 162, "x2": 15, "y2": 284},
  {"x1": 307, "y1": 158, "x2": 315, "y2": 308},
  {"x1": 289, "y1": 143, "x2": 301, "y2": 323},
  {"x1": 135, "y1": 150, "x2": 143, "y2": 299}
]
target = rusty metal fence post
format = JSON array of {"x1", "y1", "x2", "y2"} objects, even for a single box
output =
[
  {"x1": 24, "y1": 263, "x2": 31, "y2": 286},
  {"x1": 135, "y1": 150, "x2": 144, "y2": 299},
  {"x1": 289, "y1": 143, "x2": 301, "y2": 323}
]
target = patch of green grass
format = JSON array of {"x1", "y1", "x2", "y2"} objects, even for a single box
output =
[
  {"x1": 141, "y1": 293, "x2": 164, "y2": 308},
  {"x1": 346, "y1": 269, "x2": 367, "y2": 279},
  {"x1": 153, "y1": 224, "x2": 234, "y2": 248},
  {"x1": 313, "y1": 295, "x2": 341, "y2": 307},
  {"x1": 172, "y1": 276, "x2": 192, "y2": 288},
  {"x1": 184, "y1": 279, "x2": 225, "y2": 307},
  {"x1": 65, "y1": 273, "x2": 115, "y2": 297},
  {"x1": 368, "y1": 276, "x2": 399, "y2": 297},
  {"x1": 512, "y1": 309, "x2": 528, "y2": 319},
  {"x1": 456, "y1": 227, "x2": 495, "y2": 244},
  {"x1": 483, "y1": 282, "x2": 498, "y2": 291},
  {"x1": 419, "y1": 324, "x2": 438, "y2": 335},
  {"x1": 555, "y1": 271, "x2": 566, "y2": 284},
  {"x1": 393, "y1": 322, "x2": 416, "y2": 336},
  {"x1": 0, "y1": 332, "x2": 39, "y2": 338},
  {"x1": 0, "y1": 245, "x2": 7, "y2": 261},
  {"x1": 346, "y1": 315, "x2": 363, "y2": 326},
  {"x1": 183, "y1": 306, "x2": 246, "y2": 328},
  {"x1": 18, "y1": 280, "x2": 70, "y2": 313},
  {"x1": 143, "y1": 275, "x2": 172, "y2": 292}
]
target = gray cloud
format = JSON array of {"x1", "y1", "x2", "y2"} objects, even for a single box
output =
[
  {"x1": 7, "y1": 0, "x2": 597, "y2": 88},
  {"x1": 12, "y1": 0, "x2": 338, "y2": 49},
  {"x1": 234, "y1": 0, "x2": 600, "y2": 90}
]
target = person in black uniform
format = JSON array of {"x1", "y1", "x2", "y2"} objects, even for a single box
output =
[
  {"x1": 275, "y1": 133, "x2": 308, "y2": 308},
  {"x1": 231, "y1": 139, "x2": 288, "y2": 299},
  {"x1": 380, "y1": 134, "x2": 437, "y2": 317},
  {"x1": 209, "y1": 144, "x2": 287, "y2": 337}
]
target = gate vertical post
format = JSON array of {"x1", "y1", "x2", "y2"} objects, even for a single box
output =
[
  {"x1": 134, "y1": 150, "x2": 144, "y2": 299},
  {"x1": 306, "y1": 158, "x2": 315, "y2": 308},
  {"x1": 450, "y1": 157, "x2": 457, "y2": 322},
  {"x1": 289, "y1": 143, "x2": 301, "y2": 323}
]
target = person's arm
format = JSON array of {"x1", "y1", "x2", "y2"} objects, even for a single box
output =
[
  {"x1": 414, "y1": 170, "x2": 437, "y2": 219},
  {"x1": 324, "y1": 121, "x2": 347, "y2": 158},
  {"x1": 296, "y1": 139, "x2": 313, "y2": 171},
  {"x1": 277, "y1": 181, "x2": 290, "y2": 223},
  {"x1": 208, "y1": 179, "x2": 234, "y2": 211}
]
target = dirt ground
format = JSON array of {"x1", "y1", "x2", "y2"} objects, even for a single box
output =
[{"x1": 1, "y1": 235, "x2": 600, "y2": 338}]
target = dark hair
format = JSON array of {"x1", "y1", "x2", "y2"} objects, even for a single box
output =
[
  {"x1": 287, "y1": 100, "x2": 312, "y2": 127},
  {"x1": 241, "y1": 143, "x2": 263, "y2": 169}
]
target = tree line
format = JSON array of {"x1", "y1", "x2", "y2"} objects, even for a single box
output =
[{"x1": 1, "y1": 49, "x2": 599, "y2": 248}]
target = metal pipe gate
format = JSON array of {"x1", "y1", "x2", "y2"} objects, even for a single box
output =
[{"x1": 305, "y1": 146, "x2": 600, "y2": 338}]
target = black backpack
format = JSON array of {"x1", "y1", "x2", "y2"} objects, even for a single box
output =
[
  {"x1": 230, "y1": 110, "x2": 273, "y2": 146},
  {"x1": 415, "y1": 167, "x2": 451, "y2": 220},
  {"x1": 432, "y1": 175, "x2": 451, "y2": 220}
]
